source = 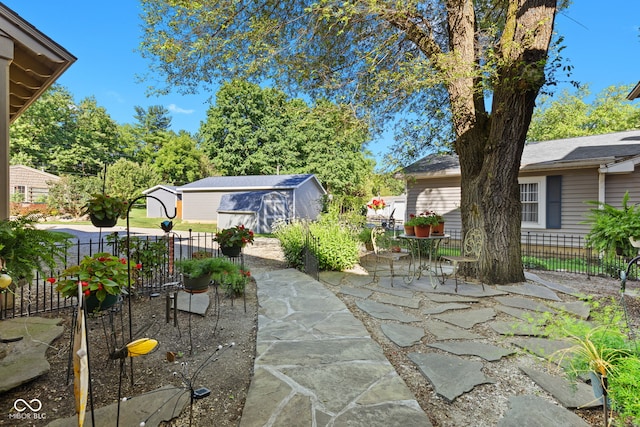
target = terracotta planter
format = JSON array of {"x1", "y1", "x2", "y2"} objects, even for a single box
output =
[
  {"x1": 403, "y1": 225, "x2": 415, "y2": 236},
  {"x1": 89, "y1": 214, "x2": 117, "y2": 228},
  {"x1": 414, "y1": 225, "x2": 431, "y2": 238},
  {"x1": 430, "y1": 222, "x2": 445, "y2": 236}
]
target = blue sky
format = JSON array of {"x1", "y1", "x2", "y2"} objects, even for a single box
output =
[{"x1": 4, "y1": 1, "x2": 640, "y2": 158}]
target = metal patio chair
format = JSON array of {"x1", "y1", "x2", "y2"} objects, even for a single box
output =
[{"x1": 440, "y1": 227, "x2": 484, "y2": 292}]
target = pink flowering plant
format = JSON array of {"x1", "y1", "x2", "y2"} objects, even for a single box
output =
[
  {"x1": 50, "y1": 252, "x2": 139, "y2": 303},
  {"x1": 214, "y1": 225, "x2": 255, "y2": 248},
  {"x1": 367, "y1": 198, "x2": 386, "y2": 211}
]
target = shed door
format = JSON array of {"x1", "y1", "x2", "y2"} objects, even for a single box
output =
[{"x1": 261, "y1": 193, "x2": 288, "y2": 233}]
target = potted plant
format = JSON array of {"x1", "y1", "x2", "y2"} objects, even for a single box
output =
[
  {"x1": 176, "y1": 256, "x2": 250, "y2": 295},
  {"x1": 51, "y1": 252, "x2": 136, "y2": 312},
  {"x1": 358, "y1": 227, "x2": 375, "y2": 251},
  {"x1": 214, "y1": 225, "x2": 255, "y2": 257},
  {"x1": 403, "y1": 215, "x2": 416, "y2": 236},
  {"x1": 367, "y1": 198, "x2": 386, "y2": 213},
  {"x1": 210, "y1": 261, "x2": 250, "y2": 297},
  {"x1": 83, "y1": 193, "x2": 129, "y2": 228},
  {"x1": 410, "y1": 214, "x2": 433, "y2": 237}
]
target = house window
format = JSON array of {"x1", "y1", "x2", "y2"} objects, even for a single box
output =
[{"x1": 519, "y1": 177, "x2": 546, "y2": 228}]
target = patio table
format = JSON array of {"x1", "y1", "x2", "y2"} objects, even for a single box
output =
[{"x1": 398, "y1": 234, "x2": 449, "y2": 287}]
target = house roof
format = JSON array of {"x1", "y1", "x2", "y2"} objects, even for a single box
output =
[
  {"x1": 9, "y1": 164, "x2": 60, "y2": 181},
  {"x1": 179, "y1": 174, "x2": 326, "y2": 193},
  {"x1": 404, "y1": 130, "x2": 640, "y2": 177},
  {"x1": 0, "y1": 4, "x2": 76, "y2": 122},
  {"x1": 628, "y1": 81, "x2": 640, "y2": 101},
  {"x1": 142, "y1": 184, "x2": 180, "y2": 195},
  {"x1": 218, "y1": 191, "x2": 273, "y2": 213}
]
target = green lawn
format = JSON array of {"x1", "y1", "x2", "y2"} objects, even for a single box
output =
[{"x1": 47, "y1": 207, "x2": 218, "y2": 233}]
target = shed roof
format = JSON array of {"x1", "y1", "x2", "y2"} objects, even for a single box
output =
[
  {"x1": 142, "y1": 184, "x2": 179, "y2": 195},
  {"x1": 180, "y1": 174, "x2": 325, "y2": 193},
  {"x1": 404, "y1": 130, "x2": 640, "y2": 176},
  {"x1": 9, "y1": 164, "x2": 59, "y2": 181}
]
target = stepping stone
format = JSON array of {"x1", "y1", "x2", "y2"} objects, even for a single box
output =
[
  {"x1": 341, "y1": 272, "x2": 375, "y2": 287},
  {"x1": 381, "y1": 323, "x2": 425, "y2": 347},
  {"x1": 425, "y1": 293, "x2": 479, "y2": 303},
  {"x1": 495, "y1": 305, "x2": 541, "y2": 321},
  {"x1": 427, "y1": 341, "x2": 515, "y2": 361},
  {"x1": 175, "y1": 291, "x2": 210, "y2": 315},
  {"x1": 0, "y1": 317, "x2": 64, "y2": 393},
  {"x1": 498, "y1": 395, "x2": 590, "y2": 427},
  {"x1": 495, "y1": 283, "x2": 562, "y2": 301},
  {"x1": 340, "y1": 286, "x2": 373, "y2": 299},
  {"x1": 47, "y1": 385, "x2": 190, "y2": 427},
  {"x1": 525, "y1": 271, "x2": 577, "y2": 295},
  {"x1": 377, "y1": 293, "x2": 420, "y2": 309},
  {"x1": 319, "y1": 271, "x2": 345, "y2": 286},
  {"x1": 489, "y1": 320, "x2": 545, "y2": 337},
  {"x1": 550, "y1": 301, "x2": 590, "y2": 319},
  {"x1": 366, "y1": 285, "x2": 414, "y2": 299},
  {"x1": 519, "y1": 366, "x2": 602, "y2": 409},
  {"x1": 355, "y1": 300, "x2": 420, "y2": 322},
  {"x1": 425, "y1": 320, "x2": 483, "y2": 340},
  {"x1": 433, "y1": 308, "x2": 496, "y2": 329},
  {"x1": 408, "y1": 352, "x2": 495, "y2": 402},
  {"x1": 423, "y1": 303, "x2": 471, "y2": 315},
  {"x1": 510, "y1": 337, "x2": 572, "y2": 360},
  {"x1": 494, "y1": 296, "x2": 554, "y2": 313},
  {"x1": 421, "y1": 283, "x2": 507, "y2": 297}
]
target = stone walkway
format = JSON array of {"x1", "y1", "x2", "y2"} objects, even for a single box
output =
[{"x1": 239, "y1": 264, "x2": 606, "y2": 426}]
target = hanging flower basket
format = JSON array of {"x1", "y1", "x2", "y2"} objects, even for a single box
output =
[
  {"x1": 221, "y1": 245, "x2": 242, "y2": 257},
  {"x1": 89, "y1": 214, "x2": 118, "y2": 228}
]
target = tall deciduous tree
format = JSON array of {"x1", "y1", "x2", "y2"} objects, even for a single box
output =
[
  {"x1": 528, "y1": 84, "x2": 640, "y2": 142},
  {"x1": 139, "y1": 1, "x2": 563, "y2": 283}
]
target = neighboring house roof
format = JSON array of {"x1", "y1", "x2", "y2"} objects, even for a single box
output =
[
  {"x1": 627, "y1": 81, "x2": 640, "y2": 100},
  {"x1": 179, "y1": 174, "x2": 326, "y2": 193},
  {"x1": 218, "y1": 191, "x2": 273, "y2": 213},
  {"x1": 9, "y1": 164, "x2": 60, "y2": 181},
  {"x1": 404, "y1": 130, "x2": 640, "y2": 177},
  {"x1": 142, "y1": 184, "x2": 180, "y2": 195}
]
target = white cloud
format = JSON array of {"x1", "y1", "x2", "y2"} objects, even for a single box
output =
[{"x1": 167, "y1": 103, "x2": 195, "y2": 114}]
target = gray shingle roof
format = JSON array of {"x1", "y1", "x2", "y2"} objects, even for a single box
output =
[
  {"x1": 179, "y1": 174, "x2": 318, "y2": 191},
  {"x1": 404, "y1": 130, "x2": 640, "y2": 175}
]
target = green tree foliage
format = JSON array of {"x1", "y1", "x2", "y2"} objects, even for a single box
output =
[
  {"x1": 528, "y1": 85, "x2": 640, "y2": 142},
  {"x1": 154, "y1": 132, "x2": 209, "y2": 185},
  {"x1": 138, "y1": 1, "x2": 563, "y2": 283},
  {"x1": 9, "y1": 85, "x2": 120, "y2": 176},
  {"x1": 200, "y1": 80, "x2": 372, "y2": 196},
  {"x1": 105, "y1": 158, "x2": 163, "y2": 202}
]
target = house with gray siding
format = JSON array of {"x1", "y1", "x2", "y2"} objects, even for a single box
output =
[
  {"x1": 176, "y1": 174, "x2": 326, "y2": 232},
  {"x1": 402, "y1": 130, "x2": 640, "y2": 238}
]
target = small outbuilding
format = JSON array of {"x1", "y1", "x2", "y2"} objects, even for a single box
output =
[
  {"x1": 9, "y1": 165, "x2": 60, "y2": 203},
  {"x1": 177, "y1": 174, "x2": 326, "y2": 231},
  {"x1": 142, "y1": 185, "x2": 181, "y2": 219}
]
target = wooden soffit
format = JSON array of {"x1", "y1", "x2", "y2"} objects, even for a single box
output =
[{"x1": 0, "y1": 3, "x2": 76, "y2": 122}]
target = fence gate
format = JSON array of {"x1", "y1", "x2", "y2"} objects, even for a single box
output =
[{"x1": 303, "y1": 229, "x2": 319, "y2": 281}]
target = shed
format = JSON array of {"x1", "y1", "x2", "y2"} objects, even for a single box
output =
[
  {"x1": 9, "y1": 165, "x2": 60, "y2": 203},
  {"x1": 178, "y1": 174, "x2": 326, "y2": 227},
  {"x1": 142, "y1": 185, "x2": 181, "y2": 219},
  {"x1": 216, "y1": 191, "x2": 290, "y2": 233}
]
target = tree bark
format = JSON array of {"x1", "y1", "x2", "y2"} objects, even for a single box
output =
[{"x1": 452, "y1": 0, "x2": 557, "y2": 284}]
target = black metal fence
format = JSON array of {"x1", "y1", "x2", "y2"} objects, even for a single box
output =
[{"x1": 0, "y1": 229, "x2": 633, "y2": 319}]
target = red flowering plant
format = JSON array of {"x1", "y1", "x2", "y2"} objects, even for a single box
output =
[
  {"x1": 367, "y1": 198, "x2": 386, "y2": 211},
  {"x1": 214, "y1": 225, "x2": 255, "y2": 248},
  {"x1": 49, "y1": 252, "x2": 140, "y2": 305}
]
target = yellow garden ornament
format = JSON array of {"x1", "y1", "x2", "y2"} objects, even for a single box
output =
[{"x1": 110, "y1": 338, "x2": 158, "y2": 359}]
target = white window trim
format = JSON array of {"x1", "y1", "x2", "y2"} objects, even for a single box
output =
[{"x1": 519, "y1": 176, "x2": 546, "y2": 229}]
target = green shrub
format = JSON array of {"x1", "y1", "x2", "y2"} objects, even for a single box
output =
[{"x1": 273, "y1": 218, "x2": 359, "y2": 272}]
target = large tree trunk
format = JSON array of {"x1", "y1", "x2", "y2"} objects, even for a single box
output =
[{"x1": 448, "y1": 0, "x2": 556, "y2": 284}]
